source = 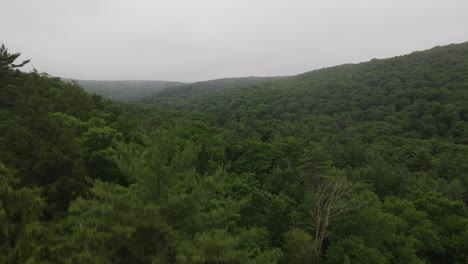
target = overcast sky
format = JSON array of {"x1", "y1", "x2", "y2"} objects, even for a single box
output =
[{"x1": 1, "y1": 0, "x2": 468, "y2": 82}]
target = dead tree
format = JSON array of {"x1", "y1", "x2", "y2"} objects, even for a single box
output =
[{"x1": 308, "y1": 158, "x2": 354, "y2": 258}]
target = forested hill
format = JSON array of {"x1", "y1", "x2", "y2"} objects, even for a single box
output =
[
  {"x1": 146, "y1": 76, "x2": 287, "y2": 105},
  {"x1": 148, "y1": 42, "x2": 468, "y2": 141},
  {"x1": 69, "y1": 77, "x2": 286, "y2": 103},
  {"x1": 1, "y1": 42, "x2": 468, "y2": 263},
  {"x1": 65, "y1": 79, "x2": 185, "y2": 101}
]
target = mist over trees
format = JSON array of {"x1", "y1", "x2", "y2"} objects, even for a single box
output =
[
  {"x1": 66, "y1": 79, "x2": 185, "y2": 102},
  {"x1": 0, "y1": 42, "x2": 467, "y2": 263}
]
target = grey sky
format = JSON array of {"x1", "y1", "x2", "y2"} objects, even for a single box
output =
[{"x1": 1, "y1": 0, "x2": 468, "y2": 82}]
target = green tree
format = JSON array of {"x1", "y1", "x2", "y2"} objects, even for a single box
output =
[
  {"x1": 0, "y1": 43, "x2": 30, "y2": 77},
  {"x1": 0, "y1": 163, "x2": 43, "y2": 263},
  {"x1": 281, "y1": 228, "x2": 318, "y2": 264}
]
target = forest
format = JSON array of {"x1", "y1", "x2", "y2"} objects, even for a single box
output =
[{"x1": 0, "y1": 42, "x2": 467, "y2": 263}]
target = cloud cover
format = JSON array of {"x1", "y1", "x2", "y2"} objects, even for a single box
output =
[{"x1": 2, "y1": 0, "x2": 468, "y2": 82}]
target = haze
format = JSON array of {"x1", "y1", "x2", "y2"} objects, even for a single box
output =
[{"x1": 2, "y1": 0, "x2": 468, "y2": 82}]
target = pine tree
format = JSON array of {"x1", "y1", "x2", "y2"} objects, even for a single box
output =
[
  {"x1": 0, "y1": 44, "x2": 30, "y2": 81},
  {"x1": 0, "y1": 44, "x2": 30, "y2": 71}
]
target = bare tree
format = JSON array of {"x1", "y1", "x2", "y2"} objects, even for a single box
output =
[{"x1": 309, "y1": 165, "x2": 355, "y2": 258}]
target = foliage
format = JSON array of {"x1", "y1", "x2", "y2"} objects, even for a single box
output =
[{"x1": 1, "y1": 42, "x2": 467, "y2": 263}]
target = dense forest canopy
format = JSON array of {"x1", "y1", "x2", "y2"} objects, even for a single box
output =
[
  {"x1": 144, "y1": 76, "x2": 288, "y2": 104},
  {"x1": 0, "y1": 42, "x2": 467, "y2": 263}
]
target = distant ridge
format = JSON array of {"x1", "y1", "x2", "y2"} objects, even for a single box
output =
[
  {"x1": 62, "y1": 79, "x2": 185, "y2": 102},
  {"x1": 144, "y1": 76, "x2": 288, "y2": 105}
]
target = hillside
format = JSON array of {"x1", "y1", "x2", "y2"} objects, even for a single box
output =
[
  {"x1": 1, "y1": 42, "x2": 467, "y2": 263},
  {"x1": 68, "y1": 77, "x2": 287, "y2": 103},
  {"x1": 146, "y1": 76, "x2": 288, "y2": 105},
  {"x1": 65, "y1": 79, "x2": 184, "y2": 101},
  {"x1": 148, "y1": 43, "x2": 468, "y2": 142}
]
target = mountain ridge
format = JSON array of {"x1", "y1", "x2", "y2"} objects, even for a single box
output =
[{"x1": 62, "y1": 79, "x2": 185, "y2": 101}]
